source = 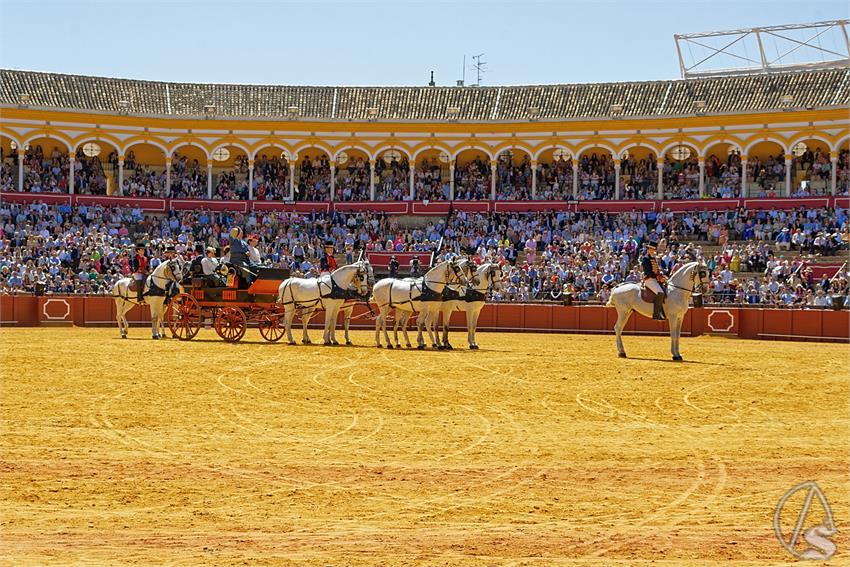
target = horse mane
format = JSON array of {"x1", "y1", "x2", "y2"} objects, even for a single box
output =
[{"x1": 669, "y1": 261, "x2": 699, "y2": 282}]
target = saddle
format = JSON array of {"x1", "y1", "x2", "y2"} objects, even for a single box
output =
[
  {"x1": 129, "y1": 279, "x2": 142, "y2": 293},
  {"x1": 640, "y1": 282, "x2": 667, "y2": 304}
]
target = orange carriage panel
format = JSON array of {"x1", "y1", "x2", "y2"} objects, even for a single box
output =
[{"x1": 247, "y1": 280, "x2": 281, "y2": 295}]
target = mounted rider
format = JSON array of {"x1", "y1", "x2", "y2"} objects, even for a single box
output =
[
  {"x1": 319, "y1": 240, "x2": 338, "y2": 274},
  {"x1": 130, "y1": 242, "x2": 149, "y2": 302},
  {"x1": 641, "y1": 239, "x2": 667, "y2": 320}
]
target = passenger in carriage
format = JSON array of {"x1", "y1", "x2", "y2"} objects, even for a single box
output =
[
  {"x1": 201, "y1": 246, "x2": 225, "y2": 287},
  {"x1": 228, "y1": 226, "x2": 259, "y2": 285}
]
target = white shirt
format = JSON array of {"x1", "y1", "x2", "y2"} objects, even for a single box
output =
[
  {"x1": 201, "y1": 256, "x2": 218, "y2": 276},
  {"x1": 249, "y1": 246, "x2": 261, "y2": 264}
]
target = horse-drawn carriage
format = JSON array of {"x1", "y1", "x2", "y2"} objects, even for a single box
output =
[{"x1": 166, "y1": 266, "x2": 291, "y2": 342}]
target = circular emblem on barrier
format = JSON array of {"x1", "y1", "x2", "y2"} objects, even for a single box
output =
[
  {"x1": 774, "y1": 481, "x2": 836, "y2": 560},
  {"x1": 42, "y1": 298, "x2": 71, "y2": 320},
  {"x1": 706, "y1": 309, "x2": 734, "y2": 332}
]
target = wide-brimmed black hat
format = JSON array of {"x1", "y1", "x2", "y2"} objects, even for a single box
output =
[{"x1": 647, "y1": 239, "x2": 658, "y2": 249}]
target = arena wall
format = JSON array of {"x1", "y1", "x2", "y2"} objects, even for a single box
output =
[{"x1": 1, "y1": 294, "x2": 847, "y2": 342}]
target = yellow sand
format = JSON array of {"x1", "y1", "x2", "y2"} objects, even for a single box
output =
[{"x1": 1, "y1": 327, "x2": 847, "y2": 566}]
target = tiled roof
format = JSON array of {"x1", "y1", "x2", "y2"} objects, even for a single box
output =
[{"x1": 1, "y1": 67, "x2": 847, "y2": 121}]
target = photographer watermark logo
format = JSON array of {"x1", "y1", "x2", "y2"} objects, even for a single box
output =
[{"x1": 774, "y1": 481, "x2": 837, "y2": 560}]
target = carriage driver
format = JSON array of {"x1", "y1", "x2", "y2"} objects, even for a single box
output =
[
  {"x1": 130, "y1": 243, "x2": 148, "y2": 303},
  {"x1": 642, "y1": 239, "x2": 667, "y2": 320},
  {"x1": 319, "y1": 240, "x2": 337, "y2": 274},
  {"x1": 228, "y1": 226, "x2": 258, "y2": 284}
]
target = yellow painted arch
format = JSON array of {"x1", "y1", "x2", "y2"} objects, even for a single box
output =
[
  {"x1": 332, "y1": 142, "x2": 374, "y2": 161},
  {"x1": 574, "y1": 141, "x2": 617, "y2": 157},
  {"x1": 700, "y1": 134, "x2": 747, "y2": 154},
  {"x1": 742, "y1": 134, "x2": 789, "y2": 156},
  {"x1": 493, "y1": 140, "x2": 534, "y2": 158},
  {"x1": 251, "y1": 141, "x2": 293, "y2": 160},
  {"x1": 209, "y1": 139, "x2": 252, "y2": 157},
  {"x1": 0, "y1": 129, "x2": 23, "y2": 147},
  {"x1": 531, "y1": 142, "x2": 576, "y2": 161},
  {"x1": 786, "y1": 133, "x2": 834, "y2": 153},
  {"x1": 410, "y1": 141, "x2": 454, "y2": 161},
  {"x1": 451, "y1": 144, "x2": 496, "y2": 161},
  {"x1": 658, "y1": 138, "x2": 703, "y2": 157},
  {"x1": 291, "y1": 140, "x2": 334, "y2": 161},
  {"x1": 372, "y1": 142, "x2": 413, "y2": 160},
  {"x1": 614, "y1": 138, "x2": 661, "y2": 158},
  {"x1": 71, "y1": 132, "x2": 123, "y2": 153},
  {"x1": 23, "y1": 130, "x2": 73, "y2": 152},
  {"x1": 121, "y1": 136, "x2": 170, "y2": 157}
]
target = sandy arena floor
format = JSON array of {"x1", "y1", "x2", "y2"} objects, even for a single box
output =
[{"x1": 0, "y1": 326, "x2": 847, "y2": 566}]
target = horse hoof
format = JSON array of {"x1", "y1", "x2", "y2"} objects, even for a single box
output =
[
  {"x1": 376, "y1": 344, "x2": 383, "y2": 348},
  {"x1": 618, "y1": 352, "x2": 627, "y2": 358},
  {"x1": 332, "y1": 340, "x2": 339, "y2": 346},
  {"x1": 395, "y1": 343, "x2": 402, "y2": 349},
  {"x1": 121, "y1": 335, "x2": 127, "y2": 339},
  {"x1": 417, "y1": 344, "x2": 426, "y2": 350},
  {"x1": 469, "y1": 344, "x2": 479, "y2": 350},
  {"x1": 672, "y1": 355, "x2": 683, "y2": 362},
  {"x1": 289, "y1": 341, "x2": 297, "y2": 346},
  {"x1": 346, "y1": 340, "x2": 353, "y2": 346},
  {"x1": 445, "y1": 344, "x2": 453, "y2": 350},
  {"x1": 406, "y1": 343, "x2": 412, "y2": 349},
  {"x1": 152, "y1": 336, "x2": 159, "y2": 340},
  {"x1": 387, "y1": 344, "x2": 394, "y2": 350}
]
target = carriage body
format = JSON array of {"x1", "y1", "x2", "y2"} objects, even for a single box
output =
[{"x1": 166, "y1": 267, "x2": 291, "y2": 342}]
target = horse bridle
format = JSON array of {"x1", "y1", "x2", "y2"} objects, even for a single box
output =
[
  {"x1": 149, "y1": 257, "x2": 183, "y2": 287},
  {"x1": 666, "y1": 264, "x2": 708, "y2": 294}
]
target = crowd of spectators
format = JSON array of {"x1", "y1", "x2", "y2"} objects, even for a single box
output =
[
  {"x1": 1, "y1": 199, "x2": 847, "y2": 308},
  {"x1": 4, "y1": 144, "x2": 848, "y2": 201}
]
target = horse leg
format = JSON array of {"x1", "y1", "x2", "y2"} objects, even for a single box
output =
[
  {"x1": 391, "y1": 309, "x2": 401, "y2": 349},
  {"x1": 374, "y1": 310, "x2": 383, "y2": 347},
  {"x1": 671, "y1": 314, "x2": 683, "y2": 361},
  {"x1": 322, "y1": 307, "x2": 333, "y2": 345},
  {"x1": 302, "y1": 310, "x2": 313, "y2": 344},
  {"x1": 382, "y1": 308, "x2": 393, "y2": 348},
  {"x1": 343, "y1": 308, "x2": 353, "y2": 345},
  {"x1": 468, "y1": 307, "x2": 481, "y2": 349},
  {"x1": 400, "y1": 312, "x2": 412, "y2": 348},
  {"x1": 285, "y1": 307, "x2": 296, "y2": 345},
  {"x1": 614, "y1": 307, "x2": 632, "y2": 358},
  {"x1": 415, "y1": 313, "x2": 426, "y2": 349},
  {"x1": 116, "y1": 299, "x2": 128, "y2": 338}
]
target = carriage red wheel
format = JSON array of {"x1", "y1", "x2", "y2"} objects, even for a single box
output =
[
  {"x1": 214, "y1": 307, "x2": 247, "y2": 342},
  {"x1": 258, "y1": 313, "x2": 286, "y2": 342},
  {"x1": 166, "y1": 293, "x2": 201, "y2": 340}
]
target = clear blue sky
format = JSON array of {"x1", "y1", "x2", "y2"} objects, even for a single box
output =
[{"x1": 0, "y1": 0, "x2": 847, "y2": 86}]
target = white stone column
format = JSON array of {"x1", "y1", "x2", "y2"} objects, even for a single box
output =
[
  {"x1": 571, "y1": 159, "x2": 578, "y2": 199},
  {"x1": 369, "y1": 159, "x2": 376, "y2": 200},
  {"x1": 408, "y1": 164, "x2": 415, "y2": 200},
  {"x1": 784, "y1": 154, "x2": 792, "y2": 197},
  {"x1": 68, "y1": 156, "x2": 75, "y2": 195},
  {"x1": 613, "y1": 159, "x2": 621, "y2": 200},
  {"x1": 329, "y1": 164, "x2": 336, "y2": 201},
  {"x1": 490, "y1": 160, "x2": 497, "y2": 200},
  {"x1": 830, "y1": 152, "x2": 838, "y2": 195},
  {"x1": 656, "y1": 159, "x2": 664, "y2": 200},
  {"x1": 247, "y1": 160, "x2": 254, "y2": 200},
  {"x1": 740, "y1": 158, "x2": 748, "y2": 198},
  {"x1": 165, "y1": 157, "x2": 172, "y2": 198},
  {"x1": 698, "y1": 157, "x2": 705, "y2": 198},
  {"x1": 17, "y1": 155, "x2": 24, "y2": 191},
  {"x1": 531, "y1": 160, "x2": 538, "y2": 199},
  {"x1": 118, "y1": 156, "x2": 125, "y2": 196},
  {"x1": 449, "y1": 164, "x2": 455, "y2": 200},
  {"x1": 289, "y1": 162, "x2": 295, "y2": 200},
  {"x1": 206, "y1": 162, "x2": 213, "y2": 199}
]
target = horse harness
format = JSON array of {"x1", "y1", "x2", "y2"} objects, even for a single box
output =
[{"x1": 279, "y1": 267, "x2": 367, "y2": 311}]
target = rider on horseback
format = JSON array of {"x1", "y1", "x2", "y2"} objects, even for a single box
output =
[
  {"x1": 131, "y1": 242, "x2": 148, "y2": 303},
  {"x1": 642, "y1": 239, "x2": 667, "y2": 320}
]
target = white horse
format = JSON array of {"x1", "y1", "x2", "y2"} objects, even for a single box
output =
[
  {"x1": 371, "y1": 259, "x2": 465, "y2": 349},
  {"x1": 606, "y1": 261, "x2": 710, "y2": 361},
  {"x1": 111, "y1": 257, "x2": 186, "y2": 339},
  {"x1": 435, "y1": 262, "x2": 504, "y2": 350},
  {"x1": 333, "y1": 262, "x2": 375, "y2": 345},
  {"x1": 277, "y1": 261, "x2": 370, "y2": 346}
]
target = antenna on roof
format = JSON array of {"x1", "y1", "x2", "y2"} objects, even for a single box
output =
[
  {"x1": 471, "y1": 53, "x2": 487, "y2": 86},
  {"x1": 429, "y1": 70, "x2": 436, "y2": 87}
]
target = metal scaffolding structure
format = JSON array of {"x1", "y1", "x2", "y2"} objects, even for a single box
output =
[{"x1": 675, "y1": 20, "x2": 850, "y2": 78}]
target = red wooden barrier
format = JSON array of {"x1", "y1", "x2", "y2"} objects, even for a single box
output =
[{"x1": 0, "y1": 294, "x2": 847, "y2": 342}]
